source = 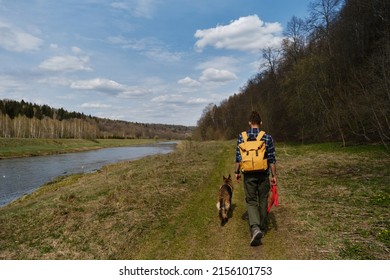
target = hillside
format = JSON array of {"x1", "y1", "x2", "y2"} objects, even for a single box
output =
[
  {"x1": 0, "y1": 99, "x2": 193, "y2": 140},
  {"x1": 195, "y1": 0, "x2": 390, "y2": 147}
]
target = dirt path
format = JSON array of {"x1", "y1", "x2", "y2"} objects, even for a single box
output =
[
  {"x1": 198, "y1": 154, "x2": 304, "y2": 260},
  {"x1": 161, "y1": 141, "x2": 307, "y2": 260}
]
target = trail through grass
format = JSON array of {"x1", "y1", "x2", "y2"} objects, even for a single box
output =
[{"x1": 0, "y1": 141, "x2": 388, "y2": 259}]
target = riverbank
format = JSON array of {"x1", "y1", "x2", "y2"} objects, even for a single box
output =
[
  {"x1": 0, "y1": 138, "x2": 161, "y2": 159},
  {"x1": 0, "y1": 141, "x2": 389, "y2": 259},
  {"x1": 0, "y1": 142, "x2": 176, "y2": 207}
]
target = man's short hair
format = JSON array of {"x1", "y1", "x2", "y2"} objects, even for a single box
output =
[{"x1": 249, "y1": 111, "x2": 262, "y2": 125}]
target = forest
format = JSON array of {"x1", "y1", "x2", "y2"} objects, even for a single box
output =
[
  {"x1": 194, "y1": 0, "x2": 390, "y2": 147},
  {"x1": 0, "y1": 99, "x2": 191, "y2": 140}
]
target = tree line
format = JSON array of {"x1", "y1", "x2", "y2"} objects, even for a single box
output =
[
  {"x1": 0, "y1": 99, "x2": 191, "y2": 139},
  {"x1": 194, "y1": 0, "x2": 390, "y2": 147}
]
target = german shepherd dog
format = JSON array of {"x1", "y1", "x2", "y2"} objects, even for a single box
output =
[{"x1": 216, "y1": 174, "x2": 234, "y2": 226}]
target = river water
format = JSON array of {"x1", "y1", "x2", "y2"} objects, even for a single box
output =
[{"x1": 0, "y1": 142, "x2": 176, "y2": 207}]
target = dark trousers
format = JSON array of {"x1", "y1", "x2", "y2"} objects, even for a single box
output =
[{"x1": 243, "y1": 172, "x2": 270, "y2": 232}]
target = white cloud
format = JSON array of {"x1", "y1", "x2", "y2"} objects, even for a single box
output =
[
  {"x1": 111, "y1": 0, "x2": 158, "y2": 19},
  {"x1": 186, "y1": 97, "x2": 208, "y2": 104},
  {"x1": 143, "y1": 48, "x2": 182, "y2": 62},
  {"x1": 118, "y1": 87, "x2": 152, "y2": 98},
  {"x1": 111, "y1": 2, "x2": 128, "y2": 10},
  {"x1": 107, "y1": 36, "x2": 128, "y2": 45},
  {"x1": 71, "y1": 78, "x2": 121, "y2": 91},
  {"x1": 0, "y1": 74, "x2": 26, "y2": 92},
  {"x1": 152, "y1": 94, "x2": 208, "y2": 105},
  {"x1": 194, "y1": 15, "x2": 283, "y2": 53},
  {"x1": 0, "y1": 21, "x2": 42, "y2": 52},
  {"x1": 152, "y1": 94, "x2": 181, "y2": 104},
  {"x1": 80, "y1": 103, "x2": 112, "y2": 109},
  {"x1": 197, "y1": 56, "x2": 239, "y2": 72},
  {"x1": 70, "y1": 78, "x2": 152, "y2": 98},
  {"x1": 108, "y1": 36, "x2": 182, "y2": 62},
  {"x1": 199, "y1": 68, "x2": 237, "y2": 83},
  {"x1": 49, "y1": 43, "x2": 59, "y2": 49},
  {"x1": 38, "y1": 76, "x2": 72, "y2": 87},
  {"x1": 177, "y1": 76, "x2": 201, "y2": 87},
  {"x1": 39, "y1": 55, "x2": 92, "y2": 72},
  {"x1": 71, "y1": 46, "x2": 82, "y2": 54},
  {"x1": 132, "y1": 0, "x2": 157, "y2": 18}
]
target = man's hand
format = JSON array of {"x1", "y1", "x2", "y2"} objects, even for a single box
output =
[
  {"x1": 270, "y1": 163, "x2": 277, "y2": 185},
  {"x1": 234, "y1": 162, "x2": 241, "y2": 183},
  {"x1": 271, "y1": 175, "x2": 277, "y2": 185},
  {"x1": 235, "y1": 173, "x2": 241, "y2": 183}
]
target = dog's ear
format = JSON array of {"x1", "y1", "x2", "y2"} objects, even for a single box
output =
[
  {"x1": 228, "y1": 174, "x2": 231, "y2": 179},
  {"x1": 223, "y1": 175, "x2": 226, "y2": 180}
]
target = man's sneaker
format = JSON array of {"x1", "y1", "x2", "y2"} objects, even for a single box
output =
[{"x1": 250, "y1": 227, "x2": 263, "y2": 246}]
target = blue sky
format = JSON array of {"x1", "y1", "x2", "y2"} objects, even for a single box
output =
[{"x1": 0, "y1": 0, "x2": 311, "y2": 126}]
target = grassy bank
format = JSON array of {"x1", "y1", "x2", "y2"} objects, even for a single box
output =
[
  {"x1": 0, "y1": 141, "x2": 389, "y2": 259},
  {"x1": 0, "y1": 138, "x2": 159, "y2": 159},
  {"x1": 277, "y1": 143, "x2": 390, "y2": 259}
]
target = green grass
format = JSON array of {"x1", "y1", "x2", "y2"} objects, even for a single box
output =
[
  {"x1": 0, "y1": 141, "x2": 388, "y2": 259},
  {"x1": 278, "y1": 143, "x2": 389, "y2": 259}
]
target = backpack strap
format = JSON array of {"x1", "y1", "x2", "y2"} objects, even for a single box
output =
[
  {"x1": 241, "y1": 130, "x2": 266, "y2": 142},
  {"x1": 241, "y1": 131, "x2": 248, "y2": 142},
  {"x1": 256, "y1": 130, "x2": 266, "y2": 141}
]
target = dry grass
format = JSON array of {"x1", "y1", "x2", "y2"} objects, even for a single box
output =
[
  {"x1": 0, "y1": 141, "x2": 231, "y2": 259},
  {"x1": 0, "y1": 141, "x2": 388, "y2": 260},
  {"x1": 276, "y1": 143, "x2": 390, "y2": 259}
]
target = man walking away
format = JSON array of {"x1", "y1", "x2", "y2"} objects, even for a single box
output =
[{"x1": 235, "y1": 111, "x2": 277, "y2": 246}]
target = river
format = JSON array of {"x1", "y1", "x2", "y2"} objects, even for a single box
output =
[{"x1": 0, "y1": 142, "x2": 177, "y2": 207}]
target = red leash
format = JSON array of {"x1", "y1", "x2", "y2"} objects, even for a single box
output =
[{"x1": 267, "y1": 183, "x2": 279, "y2": 213}]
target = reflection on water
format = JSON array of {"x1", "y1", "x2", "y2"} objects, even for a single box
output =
[{"x1": 0, "y1": 142, "x2": 176, "y2": 207}]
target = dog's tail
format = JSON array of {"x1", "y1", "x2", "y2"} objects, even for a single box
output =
[
  {"x1": 219, "y1": 198, "x2": 229, "y2": 221},
  {"x1": 219, "y1": 198, "x2": 224, "y2": 210},
  {"x1": 217, "y1": 198, "x2": 224, "y2": 210}
]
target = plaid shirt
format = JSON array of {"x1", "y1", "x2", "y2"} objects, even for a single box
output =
[{"x1": 235, "y1": 128, "x2": 276, "y2": 165}]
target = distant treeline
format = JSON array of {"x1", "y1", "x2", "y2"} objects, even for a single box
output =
[
  {"x1": 0, "y1": 99, "x2": 192, "y2": 139},
  {"x1": 195, "y1": 0, "x2": 390, "y2": 147}
]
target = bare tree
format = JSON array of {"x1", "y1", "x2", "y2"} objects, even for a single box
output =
[
  {"x1": 308, "y1": 0, "x2": 343, "y2": 54},
  {"x1": 308, "y1": 0, "x2": 343, "y2": 32},
  {"x1": 283, "y1": 16, "x2": 308, "y2": 63},
  {"x1": 261, "y1": 47, "x2": 281, "y2": 75}
]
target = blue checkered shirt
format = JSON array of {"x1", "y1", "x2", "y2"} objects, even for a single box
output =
[{"x1": 235, "y1": 128, "x2": 276, "y2": 166}]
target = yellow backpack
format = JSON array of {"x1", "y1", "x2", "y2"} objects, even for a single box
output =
[{"x1": 239, "y1": 131, "x2": 268, "y2": 173}]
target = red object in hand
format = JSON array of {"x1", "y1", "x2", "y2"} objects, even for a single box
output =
[{"x1": 267, "y1": 183, "x2": 279, "y2": 213}]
